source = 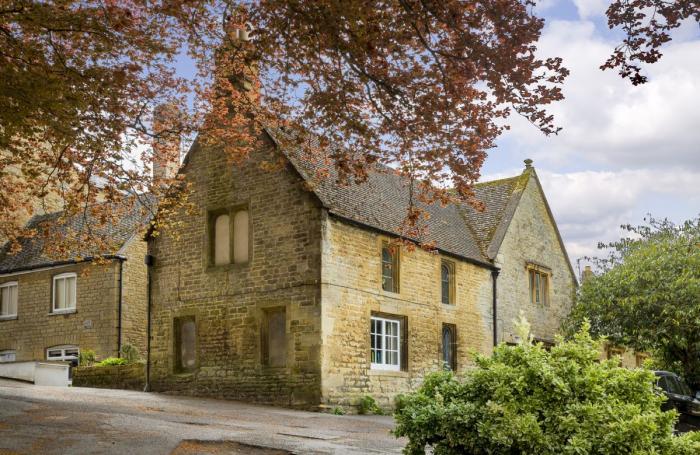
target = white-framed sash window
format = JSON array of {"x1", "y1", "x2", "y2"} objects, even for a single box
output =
[
  {"x1": 370, "y1": 316, "x2": 401, "y2": 371},
  {"x1": 52, "y1": 273, "x2": 77, "y2": 313},
  {"x1": 0, "y1": 281, "x2": 18, "y2": 319}
]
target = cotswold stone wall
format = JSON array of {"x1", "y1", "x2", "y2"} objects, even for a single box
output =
[
  {"x1": 319, "y1": 216, "x2": 494, "y2": 409},
  {"x1": 495, "y1": 172, "x2": 576, "y2": 345},
  {"x1": 120, "y1": 237, "x2": 149, "y2": 356},
  {"x1": 148, "y1": 137, "x2": 324, "y2": 407},
  {"x1": 73, "y1": 362, "x2": 145, "y2": 390},
  {"x1": 0, "y1": 262, "x2": 120, "y2": 361}
]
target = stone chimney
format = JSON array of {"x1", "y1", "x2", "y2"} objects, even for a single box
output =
[
  {"x1": 152, "y1": 103, "x2": 181, "y2": 182},
  {"x1": 524, "y1": 158, "x2": 533, "y2": 169},
  {"x1": 582, "y1": 265, "x2": 594, "y2": 283}
]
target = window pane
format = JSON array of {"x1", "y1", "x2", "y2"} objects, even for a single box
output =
[
  {"x1": 382, "y1": 247, "x2": 394, "y2": 291},
  {"x1": 233, "y1": 210, "x2": 249, "y2": 264},
  {"x1": 541, "y1": 275, "x2": 548, "y2": 305},
  {"x1": 441, "y1": 264, "x2": 450, "y2": 304},
  {"x1": 267, "y1": 310, "x2": 286, "y2": 367},
  {"x1": 9, "y1": 286, "x2": 17, "y2": 315},
  {"x1": 66, "y1": 277, "x2": 76, "y2": 309},
  {"x1": 55, "y1": 278, "x2": 66, "y2": 309},
  {"x1": 214, "y1": 214, "x2": 231, "y2": 265},
  {"x1": 180, "y1": 319, "x2": 196, "y2": 370},
  {"x1": 0, "y1": 287, "x2": 8, "y2": 315},
  {"x1": 535, "y1": 273, "x2": 541, "y2": 304}
]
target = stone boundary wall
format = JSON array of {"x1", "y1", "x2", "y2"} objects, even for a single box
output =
[{"x1": 73, "y1": 362, "x2": 145, "y2": 391}]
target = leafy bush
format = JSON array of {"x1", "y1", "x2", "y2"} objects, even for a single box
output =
[
  {"x1": 394, "y1": 322, "x2": 700, "y2": 455},
  {"x1": 120, "y1": 343, "x2": 140, "y2": 363},
  {"x1": 357, "y1": 395, "x2": 383, "y2": 415},
  {"x1": 332, "y1": 406, "x2": 345, "y2": 416},
  {"x1": 78, "y1": 349, "x2": 96, "y2": 367},
  {"x1": 97, "y1": 357, "x2": 128, "y2": 366},
  {"x1": 394, "y1": 393, "x2": 409, "y2": 414}
]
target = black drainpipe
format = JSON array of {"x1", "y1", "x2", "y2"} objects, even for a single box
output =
[
  {"x1": 144, "y1": 254, "x2": 154, "y2": 392},
  {"x1": 117, "y1": 259, "x2": 124, "y2": 358},
  {"x1": 491, "y1": 269, "x2": 500, "y2": 347}
]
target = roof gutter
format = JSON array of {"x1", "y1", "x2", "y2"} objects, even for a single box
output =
[
  {"x1": 327, "y1": 211, "x2": 498, "y2": 271},
  {"x1": 0, "y1": 255, "x2": 127, "y2": 277}
]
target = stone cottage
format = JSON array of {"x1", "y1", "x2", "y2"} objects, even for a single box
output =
[
  {"x1": 0, "y1": 201, "x2": 152, "y2": 365},
  {"x1": 146, "y1": 130, "x2": 576, "y2": 409}
]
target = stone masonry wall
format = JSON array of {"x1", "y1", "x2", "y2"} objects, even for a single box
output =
[
  {"x1": 148, "y1": 136, "x2": 324, "y2": 407},
  {"x1": 0, "y1": 261, "x2": 120, "y2": 361},
  {"x1": 73, "y1": 362, "x2": 145, "y2": 390},
  {"x1": 319, "y1": 215, "x2": 494, "y2": 409},
  {"x1": 120, "y1": 237, "x2": 149, "y2": 357},
  {"x1": 495, "y1": 172, "x2": 576, "y2": 345}
]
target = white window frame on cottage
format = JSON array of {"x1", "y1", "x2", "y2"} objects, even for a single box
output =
[
  {"x1": 0, "y1": 281, "x2": 18, "y2": 319},
  {"x1": 0, "y1": 350, "x2": 16, "y2": 363},
  {"x1": 370, "y1": 316, "x2": 401, "y2": 371},
  {"x1": 46, "y1": 345, "x2": 79, "y2": 361},
  {"x1": 52, "y1": 273, "x2": 77, "y2": 313}
]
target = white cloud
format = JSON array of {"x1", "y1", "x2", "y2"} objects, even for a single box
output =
[
  {"x1": 502, "y1": 20, "x2": 700, "y2": 171},
  {"x1": 538, "y1": 168, "x2": 700, "y2": 259},
  {"x1": 572, "y1": 0, "x2": 608, "y2": 18}
]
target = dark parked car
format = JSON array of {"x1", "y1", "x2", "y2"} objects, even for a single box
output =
[{"x1": 655, "y1": 371, "x2": 700, "y2": 432}]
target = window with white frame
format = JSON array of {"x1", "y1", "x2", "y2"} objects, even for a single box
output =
[
  {"x1": 370, "y1": 316, "x2": 401, "y2": 371},
  {"x1": 52, "y1": 273, "x2": 76, "y2": 313},
  {"x1": 0, "y1": 281, "x2": 18, "y2": 319},
  {"x1": 46, "y1": 345, "x2": 79, "y2": 362},
  {"x1": 0, "y1": 350, "x2": 16, "y2": 363}
]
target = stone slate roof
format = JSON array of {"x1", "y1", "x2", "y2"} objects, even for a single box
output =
[
  {"x1": 460, "y1": 172, "x2": 531, "y2": 259},
  {"x1": 0, "y1": 195, "x2": 155, "y2": 274},
  {"x1": 270, "y1": 130, "x2": 525, "y2": 267}
]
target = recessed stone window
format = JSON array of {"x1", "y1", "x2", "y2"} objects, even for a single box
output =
[
  {"x1": 209, "y1": 207, "x2": 250, "y2": 266},
  {"x1": 441, "y1": 260, "x2": 455, "y2": 305},
  {"x1": 261, "y1": 307, "x2": 286, "y2": 368},
  {"x1": 441, "y1": 323, "x2": 457, "y2": 371},
  {"x1": 527, "y1": 264, "x2": 550, "y2": 306},
  {"x1": 174, "y1": 316, "x2": 197, "y2": 373},
  {"x1": 381, "y1": 242, "x2": 399, "y2": 293}
]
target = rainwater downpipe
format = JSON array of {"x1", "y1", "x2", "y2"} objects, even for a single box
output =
[
  {"x1": 117, "y1": 259, "x2": 124, "y2": 357},
  {"x1": 491, "y1": 269, "x2": 500, "y2": 347},
  {"x1": 144, "y1": 254, "x2": 154, "y2": 392}
]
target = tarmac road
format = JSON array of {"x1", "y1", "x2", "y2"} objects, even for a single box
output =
[{"x1": 0, "y1": 379, "x2": 404, "y2": 454}]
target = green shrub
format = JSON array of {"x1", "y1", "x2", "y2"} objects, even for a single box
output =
[
  {"x1": 332, "y1": 406, "x2": 345, "y2": 416},
  {"x1": 393, "y1": 393, "x2": 409, "y2": 414},
  {"x1": 120, "y1": 343, "x2": 140, "y2": 363},
  {"x1": 357, "y1": 395, "x2": 383, "y2": 415},
  {"x1": 97, "y1": 357, "x2": 128, "y2": 366},
  {"x1": 394, "y1": 322, "x2": 700, "y2": 455},
  {"x1": 78, "y1": 349, "x2": 96, "y2": 367}
]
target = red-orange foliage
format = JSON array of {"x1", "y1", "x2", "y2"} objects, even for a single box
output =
[
  {"x1": 603, "y1": 0, "x2": 700, "y2": 85},
  {"x1": 1, "y1": 1, "x2": 568, "y2": 256}
]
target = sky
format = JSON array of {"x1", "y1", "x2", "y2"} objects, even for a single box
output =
[{"x1": 479, "y1": 0, "x2": 700, "y2": 276}]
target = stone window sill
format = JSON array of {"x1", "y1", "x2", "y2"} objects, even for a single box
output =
[
  {"x1": 49, "y1": 309, "x2": 77, "y2": 316},
  {"x1": 0, "y1": 315, "x2": 18, "y2": 321},
  {"x1": 368, "y1": 368, "x2": 409, "y2": 378}
]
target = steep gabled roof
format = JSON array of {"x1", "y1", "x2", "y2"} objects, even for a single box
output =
[
  {"x1": 266, "y1": 131, "x2": 489, "y2": 267},
  {"x1": 0, "y1": 195, "x2": 155, "y2": 274},
  {"x1": 460, "y1": 170, "x2": 531, "y2": 259}
]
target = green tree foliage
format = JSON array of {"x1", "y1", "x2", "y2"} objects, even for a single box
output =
[
  {"x1": 567, "y1": 216, "x2": 700, "y2": 388},
  {"x1": 393, "y1": 324, "x2": 700, "y2": 455}
]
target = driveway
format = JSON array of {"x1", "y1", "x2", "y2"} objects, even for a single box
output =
[{"x1": 0, "y1": 379, "x2": 405, "y2": 454}]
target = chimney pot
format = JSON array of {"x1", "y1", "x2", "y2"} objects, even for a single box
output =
[{"x1": 524, "y1": 158, "x2": 533, "y2": 169}]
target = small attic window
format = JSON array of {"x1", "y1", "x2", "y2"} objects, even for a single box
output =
[{"x1": 527, "y1": 263, "x2": 551, "y2": 306}]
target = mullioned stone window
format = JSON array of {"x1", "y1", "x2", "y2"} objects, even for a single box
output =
[
  {"x1": 370, "y1": 313, "x2": 408, "y2": 371},
  {"x1": 526, "y1": 263, "x2": 550, "y2": 306},
  {"x1": 208, "y1": 206, "x2": 250, "y2": 267}
]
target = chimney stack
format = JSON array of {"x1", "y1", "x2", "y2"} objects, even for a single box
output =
[
  {"x1": 582, "y1": 265, "x2": 594, "y2": 283},
  {"x1": 152, "y1": 104, "x2": 181, "y2": 182}
]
